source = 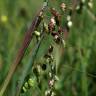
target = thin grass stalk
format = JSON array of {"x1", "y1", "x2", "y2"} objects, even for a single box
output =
[{"x1": 0, "y1": 4, "x2": 48, "y2": 96}]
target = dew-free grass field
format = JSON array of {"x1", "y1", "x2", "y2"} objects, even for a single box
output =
[{"x1": 0, "y1": 0, "x2": 96, "y2": 96}]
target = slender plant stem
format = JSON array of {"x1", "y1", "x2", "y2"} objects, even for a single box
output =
[{"x1": 0, "y1": 5, "x2": 47, "y2": 96}]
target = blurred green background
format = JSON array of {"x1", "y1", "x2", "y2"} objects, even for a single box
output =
[{"x1": 0, "y1": 0, "x2": 96, "y2": 96}]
